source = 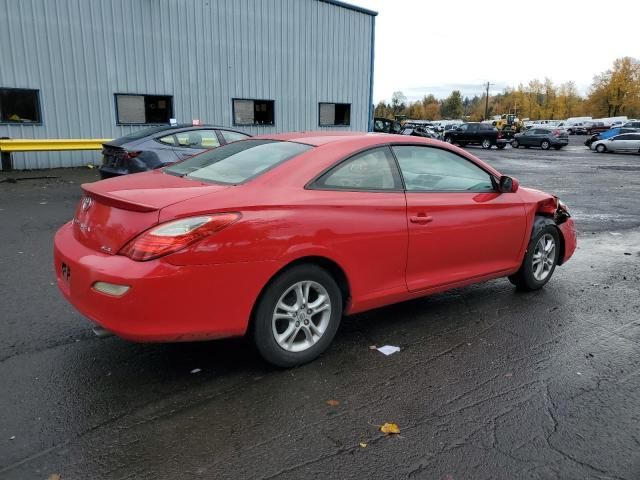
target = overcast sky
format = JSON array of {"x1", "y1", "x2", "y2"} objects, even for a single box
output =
[{"x1": 348, "y1": 0, "x2": 638, "y2": 103}]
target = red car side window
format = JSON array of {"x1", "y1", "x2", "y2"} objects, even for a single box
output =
[
  {"x1": 392, "y1": 146, "x2": 495, "y2": 192},
  {"x1": 313, "y1": 147, "x2": 402, "y2": 191}
]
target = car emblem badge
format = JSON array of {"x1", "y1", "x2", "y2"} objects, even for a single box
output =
[{"x1": 81, "y1": 196, "x2": 93, "y2": 211}]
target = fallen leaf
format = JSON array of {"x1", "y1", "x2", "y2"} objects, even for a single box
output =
[
  {"x1": 359, "y1": 442, "x2": 368, "y2": 448},
  {"x1": 326, "y1": 399, "x2": 340, "y2": 407},
  {"x1": 380, "y1": 422, "x2": 400, "y2": 435},
  {"x1": 48, "y1": 475, "x2": 62, "y2": 480}
]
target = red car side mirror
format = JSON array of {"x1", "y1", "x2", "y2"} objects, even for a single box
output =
[{"x1": 499, "y1": 176, "x2": 519, "y2": 193}]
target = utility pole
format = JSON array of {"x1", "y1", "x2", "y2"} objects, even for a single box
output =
[{"x1": 484, "y1": 82, "x2": 492, "y2": 120}]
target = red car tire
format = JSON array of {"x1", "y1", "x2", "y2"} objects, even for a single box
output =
[
  {"x1": 509, "y1": 220, "x2": 560, "y2": 291},
  {"x1": 253, "y1": 264, "x2": 343, "y2": 367}
]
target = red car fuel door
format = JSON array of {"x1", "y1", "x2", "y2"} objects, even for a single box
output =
[{"x1": 391, "y1": 145, "x2": 526, "y2": 292}]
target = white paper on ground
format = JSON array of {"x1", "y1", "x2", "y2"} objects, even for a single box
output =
[{"x1": 377, "y1": 345, "x2": 400, "y2": 356}]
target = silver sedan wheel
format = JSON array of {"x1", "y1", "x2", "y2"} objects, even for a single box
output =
[
  {"x1": 272, "y1": 281, "x2": 332, "y2": 353},
  {"x1": 532, "y1": 233, "x2": 556, "y2": 281}
]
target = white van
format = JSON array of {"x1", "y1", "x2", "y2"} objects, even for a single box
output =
[
  {"x1": 566, "y1": 116, "x2": 592, "y2": 124},
  {"x1": 594, "y1": 116, "x2": 628, "y2": 126}
]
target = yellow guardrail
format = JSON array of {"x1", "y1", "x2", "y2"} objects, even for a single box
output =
[{"x1": 0, "y1": 138, "x2": 113, "y2": 152}]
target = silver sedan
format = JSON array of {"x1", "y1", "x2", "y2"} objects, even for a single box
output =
[{"x1": 592, "y1": 133, "x2": 640, "y2": 154}]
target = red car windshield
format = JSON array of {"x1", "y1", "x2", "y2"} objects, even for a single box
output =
[{"x1": 165, "y1": 140, "x2": 313, "y2": 184}]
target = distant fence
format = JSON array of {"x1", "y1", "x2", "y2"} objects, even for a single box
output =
[{"x1": 0, "y1": 138, "x2": 112, "y2": 171}]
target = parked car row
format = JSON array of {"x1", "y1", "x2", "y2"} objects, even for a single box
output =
[
  {"x1": 373, "y1": 118, "x2": 467, "y2": 140},
  {"x1": 375, "y1": 120, "x2": 572, "y2": 152},
  {"x1": 400, "y1": 121, "x2": 441, "y2": 139},
  {"x1": 105, "y1": 118, "x2": 586, "y2": 182},
  {"x1": 523, "y1": 118, "x2": 640, "y2": 137}
]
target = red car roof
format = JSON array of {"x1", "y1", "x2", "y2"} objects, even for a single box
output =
[
  {"x1": 250, "y1": 132, "x2": 502, "y2": 178},
  {"x1": 253, "y1": 131, "x2": 447, "y2": 147}
]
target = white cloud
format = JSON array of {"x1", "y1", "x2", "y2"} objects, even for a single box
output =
[{"x1": 347, "y1": 0, "x2": 636, "y2": 103}]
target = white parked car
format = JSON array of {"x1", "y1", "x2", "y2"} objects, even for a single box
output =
[
  {"x1": 591, "y1": 133, "x2": 640, "y2": 153},
  {"x1": 621, "y1": 120, "x2": 640, "y2": 128}
]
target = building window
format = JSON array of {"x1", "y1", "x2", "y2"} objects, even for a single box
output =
[
  {"x1": 319, "y1": 103, "x2": 351, "y2": 126},
  {"x1": 0, "y1": 88, "x2": 41, "y2": 124},
  {"x1": 115, "y1": 94, "x2": 173, "y2": 125},
  {"x1": 233, "y1": 99, "x2": 275, "y2": 126}
]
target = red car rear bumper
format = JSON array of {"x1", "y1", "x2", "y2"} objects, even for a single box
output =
[
  {"x1": 53, "y1": 222, "x2": 276, "y2": 342},
  {"x1": 558, "y1": 218, "x2": 577, "y2": 264}
]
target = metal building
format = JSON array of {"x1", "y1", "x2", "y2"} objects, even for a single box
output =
[{"x1": 0, "y1": 0, "x2": 376, "y2": 169}]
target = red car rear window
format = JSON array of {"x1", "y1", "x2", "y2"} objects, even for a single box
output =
[{"x1": 165, "y1": 140, "x2": 313, "y2": 184}]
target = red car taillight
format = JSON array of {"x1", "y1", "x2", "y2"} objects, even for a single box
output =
[
  {"x1": 119, "y1": 213, "x2": 241, "y2": 261},
  {"x1": 125, "y1": 150, "x2": 142, "y2": 160},
  {"x1": 552, "y1": 130, "x2": 561, "y2": 137}
]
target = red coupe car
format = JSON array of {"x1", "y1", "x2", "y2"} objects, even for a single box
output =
[{"x1": 54, "y1": 133, "x2": 576, "y2": 366}]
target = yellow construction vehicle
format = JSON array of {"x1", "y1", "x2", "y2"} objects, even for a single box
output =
[{"x1": 491, "y1": 114, "x2": 524, "y2": 133}]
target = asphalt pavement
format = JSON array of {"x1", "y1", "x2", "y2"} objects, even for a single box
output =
[{"x1": 1, "y1": 137, "x2": 639, "y2": 480}]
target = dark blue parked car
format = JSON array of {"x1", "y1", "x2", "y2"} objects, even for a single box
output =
[{"x1": 99, "y1": 124, "x2": 251, "y2": 179}]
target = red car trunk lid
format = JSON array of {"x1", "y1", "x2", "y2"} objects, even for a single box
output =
[{"x1": 73, "y1": 171, "x2": 230, "y2": 254}]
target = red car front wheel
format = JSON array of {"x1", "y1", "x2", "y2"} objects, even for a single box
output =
[{"x1": 509, "y1": 223, "x2": 560, "y2": 291}]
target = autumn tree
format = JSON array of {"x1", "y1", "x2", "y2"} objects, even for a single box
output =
[
  {"x1": 421, "y1": 95, "x2": 440, "y2": 120},
  {"x1": 374, "y1": 101, "x2": 391, "y2": 119},
  {"x1": 373, "y1": 62, "x2": 640, "y2": 123},
  {"x1": 391, "y1": 91, "x2": 407, "y2": 116},
  {"x1": 407, "y1": 102, "x2": 425, "y2": 119},
  {"x1": 556, "y1": 82, "x2": 582, "y2": 119},
  {"x1": 586, "y1": 57, "x2": 640, "y2": 117},
  {"x1": 441, "y1": 90, "x2": 464, "y2": 119}
]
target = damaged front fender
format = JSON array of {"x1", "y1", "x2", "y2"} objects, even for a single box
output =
[
  {"x1": 535, "y1": 195, "x2": 571, "y2": 225},
  {"x1": 532, "y1": 196, "x2": 576, "y2": 265},
  {"x1": 519, "y1": 188, "x2": 577, "y2": 266}
]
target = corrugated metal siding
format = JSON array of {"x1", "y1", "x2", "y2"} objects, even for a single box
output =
[{"x1": 0, "y1": 0, "x2": 374, "y2": 169}]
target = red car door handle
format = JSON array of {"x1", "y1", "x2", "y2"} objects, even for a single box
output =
[{"x1": 410, "y1": 215, "x2": 433, "y2": 224}]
